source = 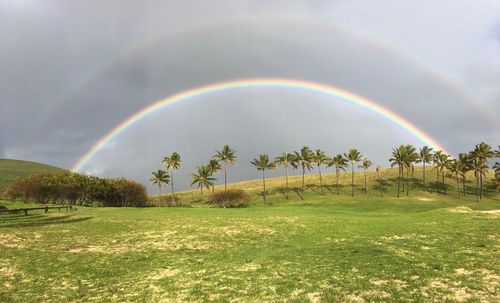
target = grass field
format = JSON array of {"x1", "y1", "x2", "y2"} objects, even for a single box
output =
[{"x1": 0, "y1": 161, "x2": 499, "y2": 302}]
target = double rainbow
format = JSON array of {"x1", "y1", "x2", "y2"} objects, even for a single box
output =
[{"x1": 72, "y1": 78, "x2": 448, "y2": 172}]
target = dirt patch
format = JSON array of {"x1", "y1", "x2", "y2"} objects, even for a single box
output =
[
  {"x1": 0, "y1": 234, "x2": 26, "y2": 249},
  {"x1": 237, "y1": 263, "x2": 261, "y2": 272},
  {"x1": 345, "y1": 294, "x2": 365, "y2": 303},
  {"x1": 416, "y1": 197, "x2": 434, "y2": 201},
  {"x1": 449, "y1": 206, "x2": 474, "y2": 213},
  {"x1": 307, "y1": 292, "x2": 321, "y2": 303},
  {"x1": 149, "y1": 267, "x2": 180, "y2": 280}
]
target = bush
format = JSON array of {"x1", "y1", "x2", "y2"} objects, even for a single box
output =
[{"x1": 209, "y1": 189, "x2": 250, "y2": 208}]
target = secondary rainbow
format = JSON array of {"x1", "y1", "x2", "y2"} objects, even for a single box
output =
[{"x1": 72, "y1": 78, "x2": 448, "y2": 172}]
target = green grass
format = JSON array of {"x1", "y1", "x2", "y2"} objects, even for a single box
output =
[
  {"x1": 0, "y1": 159, "x2": 63, "y2": 195},
  {"x1": 1, "y1": 185, "x2": 499, "y2": 302}
]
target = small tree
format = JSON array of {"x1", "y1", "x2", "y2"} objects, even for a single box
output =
[
  {"x1": 191, "y1": 165, "x2": 215, "y2": 196},
  {"x1": 344, "y1": 149, "x2": 363, "y2": 197},
  {"x1": 312, "y1": 149, "x2": 331, "y2": 194},
  {"x1": 292, "y1": 146, "x2": 314, "y2": 200},
  {"x1": 207, "y1": 158, "x2": 222, "y2": 193},
  {"x1": 215, "y1": 145, "x2": 236, "y2": 190},
  {"x1": 274, "y1": 152, "x2": 295, "y2": 199},
  {"x1": 162, "y1": 152, "x2": 182, "y2": 206},
  {"x1": 359, "y1": 158, "x2": 373, "y2": 194},
  {"x1": 327, "y1": 154, "x2": 348, "y2": 195},
  {"x1": 149, "y1": 170, "x2": 170, "y2": 207}
]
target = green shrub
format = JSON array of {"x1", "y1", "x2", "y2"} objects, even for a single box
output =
[{"x1": 209, "y1": 189, "x2": 250, "y2": 208}]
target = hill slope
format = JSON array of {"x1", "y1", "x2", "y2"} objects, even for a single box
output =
[{"x1": 0, "y1": 159, "x2": 63, "y2": 194}]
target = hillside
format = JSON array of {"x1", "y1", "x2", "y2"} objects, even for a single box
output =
[{"x1": 0, "y1": 159, "x2": 63, "y2": 194}]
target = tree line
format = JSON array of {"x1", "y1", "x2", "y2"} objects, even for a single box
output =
[
  {"x1": 5, "y1": 172, "x2": 147, "y2": 207},
  {"x1": 152, "y1": 143, "x2": 499, "y2": 202}
]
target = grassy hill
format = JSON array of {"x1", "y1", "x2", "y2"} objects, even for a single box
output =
[{"x1": 0, "y1": 159, "x2": 63, "y2": 195}]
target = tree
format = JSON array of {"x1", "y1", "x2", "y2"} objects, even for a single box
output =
[
  {"x1": 274, "y1": 152, "x2": 295, "y2": 199},
  {"x1": 470, "y1": 157, "x2": 487, "y2": 201},
  {"x1": 292, "y1": 146, "x2": 314, "y2": 200},
  {"x1": 447, "y1": 159, "x2": 462, "y2": 199},
  {"x1": 162, "y1": 152, "x2": 182, "y2": 206},
  {"x1": 327, "y1": 154, "x2": 348, "y2": 195},
  {"x1": 251, "y1": 154, "x2": 275, "y2": 202},
  {"x1": 359, "y1": 158, "x2": 373, "y2": 194},
  {"x1": 470, "y1": 142, "x2": 494, "y2": 199},
  {"x1": 389, "y1": 146, "x2": 405, "y2": 198},
  {"x1": 458, "y1": 153, "x2": 472, "y2": 197},
  {"x1": 344, "y1": 149, "x2": 363, "y2": 197},
  {"x1": 402, "y1": 145, "x2": 418, "y2": 196},
  {"x1": 433, "y1": 150, "x2": 450, "y2": 195},
  {"x1": 207, "y1": 158, "x2": 222, "y2": 193},
  {"x1": 376, "y1": 165, "x2": 384, "y2": 197},
  {"x1": 312, "y1": 149, "x2": 331, "y2": 194},
  {"x1": 190, "y1": 165, "x2": 215, "y2": 196},
  {"x1": 416, "y1": 146, "x2": 434, "y2": 191},
  {"x1": 149, "y1": 170, "x2": 170, "y2": 207},
  {"x1": 215, "y1": 145, "x2": 236, "y2": 190}
]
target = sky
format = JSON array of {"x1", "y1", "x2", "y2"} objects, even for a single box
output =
[{"x1": 1, "y1": 0, "x2": 499, "y2": 192}]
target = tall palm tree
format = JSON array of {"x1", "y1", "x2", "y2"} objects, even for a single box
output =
[
  {"x1": 149, "y1": 170, "x2": 170, "y2": 207},
  {"x1": 215, "y1": 145, "x2": 236, "y2": 190},
  {"x1": 327, "y1": 154, "x2": 348, "y2": 195},
  {"x1": 403, "y1": 145, "x2": 418, "y2": 196},
  {"x1": 207, "y1": 158, "x2": 221, "y2": 193},
  {"x1": 312, "y1": 149, "x2": 331, "y2": 194},
  {"x1": 389, "y1": 145, "x2": 405, "y2": 198},
  {"x1": 447, "y1": 159, "x2": 462, "y2": 199},
  {"x1": 190, "y1": 165, "x2": 215, "y2": 196},
  {"x1": 376, "y1": 165, "x2": 384, "y2": 197},
  {"x1": 162, "y1": 152, "x2": 182, "y2": 206},
  {"x1": 274, "y1": 152, "x2": 295, "y2": 199},
  {"x1": 359, "y1": 158, "x2": 373, "y2": 194},
  {"x1": 433, "y1": 150, "x2": 450, "y2": 195},
  {"x1": 470, "y1": 157, "x2": 488, "y2": 201},
  {"x1": 344, "y1": 149, "x2": 363, "y2": 197},
  {"x1": 458, "y1": 153, "x2": 472, "y2": 197},
  {"x1": 251, "y1": 154, "x2": 275, "y2": 202},
  {"x1": 416, "y1": 146, "x2": 434, "y2": 191},
  {"x1": 292, "y1": 146, "x2": 314, "y2": 200},
  {"x1": 470, "y1": 142, "x2": 494, "y2": 199}
]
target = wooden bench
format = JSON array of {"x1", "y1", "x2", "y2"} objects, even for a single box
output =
[{"x1": 0, "y1": 205, "x2": 74, "y2": 215}]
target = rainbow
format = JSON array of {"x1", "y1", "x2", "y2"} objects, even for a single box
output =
[{"x1": 72, "y1": 78, "x2": 449, "y2": 172}]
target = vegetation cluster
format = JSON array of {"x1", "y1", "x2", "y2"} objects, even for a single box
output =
[{"x1": 4, "y1": 171, "x2": 147, "y2": 207}]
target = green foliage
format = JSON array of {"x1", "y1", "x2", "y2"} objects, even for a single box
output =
[
  {"x1": 190, "y1": 165, "x2": 215, "y2": 195},
  {"x1": 4, "y1": 172, "x2": 147, "y2": 207},
  {"x1": 209, "y1": 189, "x2": 250, "y2": 208}
]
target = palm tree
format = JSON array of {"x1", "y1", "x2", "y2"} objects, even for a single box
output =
[
  {"x1": 359, "y1": 158, "x2": 373, "y2": 194},
  {"x1": 470, "y1": 157, "x2": 488, "y2": 201},
  {"x1": 344, "y1": 149, "x2": 363, "y2": 197},
  {"x1": 251, "y1": 154, "x2": 275, "y2": 202},
  {"x1": 327, "y1": 154, "x2": 348, "y2": 195},
  {"x1": 274, "y1": 152, "x2": 295, "y2": 199},
  {"x1": 416, "y1": 146, "x2": 434, "y2": 191},
  {"x1": 162, "y1": 152, "x2": 182, "y2": 206},
  {"x1": 312, "y1": 149, "x2": 331, "y2": 194},
  {"x1": 292, "y1": 146, "x2": 314, "y2": 200},
  {"x1": 375, "y1": 165, "x2": 384, "y2": 197},
  {"x1": 433, "y1": 150, "x2": 450, "y2": 195},
  {"x1": 470, "y1": 142, "x2": 494, "y2": 199},
  {"x1": 389, "y1": 145, "x2": 405, "y2": 198},
  {"x1": 190, "y1": 165, "x2": 215, "y2": 196},
  {"x1": 149, "y1": 170, "x2": 170, "y2": 207},
  {"x1": 215, "y1": 145, "x2": 236, "y2": 190},
  {"x1": 207, "y1": 158, "x2": 222, "y2": 193},
  {"x1": 447, "y1": 159, "x2": 462, "y2": 199},
  {"x1": 403, "y1": 145, "x2": 418, "y2": 195},
  {"x1": 458, "y1": 153, "x2": 472, "y2": 197}
]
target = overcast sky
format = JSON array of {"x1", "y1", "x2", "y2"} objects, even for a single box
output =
[{"x1": 1, "y1": 0, "x2": 499, "y2": 192}]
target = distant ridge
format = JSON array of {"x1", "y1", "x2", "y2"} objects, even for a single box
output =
[{"x1": 0, "y1": 159, "x2": 64, "y2": 194}]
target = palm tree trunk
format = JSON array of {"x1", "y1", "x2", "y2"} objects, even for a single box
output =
[
  {"x1": 406, "y1": 168, "x2": 410, "y2": 196},
  {"x1": 442, "y1": 171, "x2": 447, "y2": 195},
  {"x1": 462, "y1": 176, "x2": 466, "y2": 197},
  {"x1": 262, "y1": 170, "x2": 266, "y2": 202},
  {"x1": 224, "y1": 165, "x2": 227, "y2": 191},
  {"x1": 336, "y1": 167, "x2": 339, "y2": 195},
  {"x1": 301, "y1": 165, "x2": 305, "y2": 200},
  {"x1": 397, "y1": 165, "x2": 401, "y2": 198},
  {"x1": 423, "y1": 162, "x2": 426, "y2": 191},
  {"x1": 436, "y1": 168, "x2": 440, "y2": 194},
  {"x1": 364, "y1": 169, "x2": 367, "y2": 194},
  {"x1": 351, "y1": 164, "x2": 354, "y2": 197},
  {"x1": 170, "y1": 173, "x2": 175, "y2": 206},
  {"x1": 480, "y1": 174, "x2": 483, "y2": 199},
  {"x1": 285, "y1": 165, "x2": 289, "y2": 199},
  {"x1": 476, "y1": 176, "x2": 479, "y2": 202},
  {"x1": 456, "y1": 176, "x2": 460, "y2": 199},
  {"x1": 158, "y1": 185, "x2": 161, "y2": 207},
  {"x1": 402, "y1": 166, "x2": 405, "y2": 193},
  {"x1": 319, "y1": 165, "x2": 324, "y2": 194}
]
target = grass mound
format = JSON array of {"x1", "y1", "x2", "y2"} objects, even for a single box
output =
[{"x1": 0, "y1": 159, "x2": 62, "y2": 196}]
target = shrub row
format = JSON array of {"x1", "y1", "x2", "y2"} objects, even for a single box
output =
[
  {"x1": 4, "y1": 172, "x2": 147, "y2": 207},
  {"x1": 209, "y1": 189, "x2": 250, "y2": 208}
]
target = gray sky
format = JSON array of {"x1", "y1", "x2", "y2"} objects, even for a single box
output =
[{"x1": 1, "y1": 0, "x2": 499, "y2": 192}]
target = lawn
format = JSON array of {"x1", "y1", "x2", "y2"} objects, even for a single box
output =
[{"x1": 0, "y1": 191, "x2": 498, "y2": 302}]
